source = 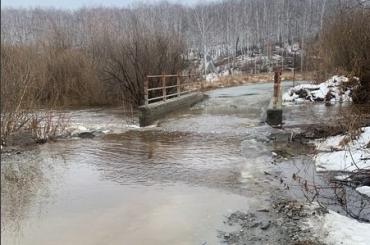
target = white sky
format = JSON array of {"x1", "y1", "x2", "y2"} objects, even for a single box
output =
[{"x1": 1, "y1": 0, "x2": 213, "y2": 9}]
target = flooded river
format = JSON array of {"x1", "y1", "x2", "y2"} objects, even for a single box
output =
[{"x1": 0, "y1": 82, "x2": 359, "y2": 245}]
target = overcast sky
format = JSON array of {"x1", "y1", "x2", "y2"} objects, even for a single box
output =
[{"x1": 1, "y1": 0, "x2": 211, "y2": 9}]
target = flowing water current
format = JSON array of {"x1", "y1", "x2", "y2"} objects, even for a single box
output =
[{"x1": 1, "y1": 82, "x2": 359, "y2": 245}]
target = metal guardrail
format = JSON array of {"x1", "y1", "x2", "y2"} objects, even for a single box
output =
[{"x1": 144, "y1": 73, "x2": 202, "y2": 105}]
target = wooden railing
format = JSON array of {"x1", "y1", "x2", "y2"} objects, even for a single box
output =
[
  {"x1": 272, "y1": 70, "x2": 282, "y2": 109},
  {"x1": 144, "y1": 73, "x2": 202, "y2": 105}
]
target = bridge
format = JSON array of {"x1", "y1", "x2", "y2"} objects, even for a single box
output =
[
  {"x1": 139, "y1": 72, "x2": 283, "y2": 127},
  {"x1": 139, "y1": 73, "x2": 206, "y2": 126}
]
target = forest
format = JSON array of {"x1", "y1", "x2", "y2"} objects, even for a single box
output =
[{"x1": 1, "y1": 0, "x2": 369, "y2": 141}]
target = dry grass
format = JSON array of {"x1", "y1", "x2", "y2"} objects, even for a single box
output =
[{"x1": 199, "y1": 71, "x2": 314, "y2": 91}]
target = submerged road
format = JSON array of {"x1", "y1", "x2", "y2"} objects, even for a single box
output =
[{"x1": 1, "y1": 82, "x2": 354, "y2": 244}]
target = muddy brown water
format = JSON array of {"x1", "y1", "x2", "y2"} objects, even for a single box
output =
[{"x1": 1, "y1": 82, "x2": 363, "y2": 245}]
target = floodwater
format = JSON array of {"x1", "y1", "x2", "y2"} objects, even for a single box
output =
[{"x1": 0, "y1": 82, "x2": 357, "y2": 245}]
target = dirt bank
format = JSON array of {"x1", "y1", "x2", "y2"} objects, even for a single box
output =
[
  {"x1": 202, "y1": 72, "x2": 312, "y2": 91},
  {"x1": 220, "y1": 199, "x2": 327, "y2": 245}
]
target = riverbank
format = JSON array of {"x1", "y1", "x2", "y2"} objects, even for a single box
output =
[
  {"x1": 220, "y1": 120, "x2": 370, "y2": 244},
  {"x1": 0, "y1": 73, "x2": 301, "y2": 153}
]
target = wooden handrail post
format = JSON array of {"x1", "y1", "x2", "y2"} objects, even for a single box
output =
[
  {"x1": 144, "y1": 72, "x2": 202, "y2": 103},
  {"x1": 273, "y1": 70, "x2": 281, "y2": 108},
  {"x1": 162, "y1": 72, "x2": 166, "y2": 101},
  {"x1": 177, "y1": 73, "x2": 181, "y2": 97},
  {"x1": 144, "y1": 76, "x2": 149, "y2": 105}
]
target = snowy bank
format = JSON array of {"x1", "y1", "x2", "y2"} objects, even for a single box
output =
[
  {"x1": 315, "y1": 127, "x2": 370, "y2": 152},
  {"x1": 315, "y1": 150, "x2": 370, "y2": 172},
  {"x1": 314, "y1": 127, "x2": 370, "y2": 172},
  {"x1": 66, "y1": 123, "x2": 140, "y2": 137},
  {"x1": 356, "y1": 186, "x2": 370, "y2": 197},
  {"x1": 283, "y1": 75, "x2": 352, "y2": 103},
  {"x1": 205, "y1": 70, "x2": 236, "y2": 82},
  {"x1": 310, "y1": 210, "x2": 370, "y2": 245}
]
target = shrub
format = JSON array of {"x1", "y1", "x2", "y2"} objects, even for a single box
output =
[{"x1": 319, "y1": 7, "x2": 370, "y2": 103}]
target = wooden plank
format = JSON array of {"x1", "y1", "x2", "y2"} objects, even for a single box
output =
[
  {"x1": 147, "y1": 74, "x2": 198, "y2": 78},
  {"x1": 148, "y1": 95, "x2": 164, "y2": 101},
  {"x1": 148, "y1": 93, "x2": 179, "y2": 102},
  {"x1": 180, "y1": 81, "x2": 202, "y2": 86},
  {"x1": 144, "y1": 73, "x2": 201, "y2": 104},
  {"x1": 165, "y1": 93, "x2": 179, "y2": 98},
  {"x1": 147, "y1": 87, "x2": 164, "y2": 92},
  {"x1": 148, "y1": 85, "x2": 178, "y2": 92}
]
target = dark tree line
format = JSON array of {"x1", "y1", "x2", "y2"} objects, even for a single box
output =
[
  {"x1": 1, "y1": 0, "x2": 353, "y2": 59},
  {"x1": 0, "y1": 0, "x2": 367, "y2": 111}
]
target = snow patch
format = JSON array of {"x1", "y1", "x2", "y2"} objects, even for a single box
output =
[
  {"x1": 315, "y1": 127, "x2": 370, "y2": 151},
  {"x1": 305, "y1": 203, "x2": 370, "y2": 245},
  {"x1": 320, "y1": 211, "x2": 370, "y2": 245},
  {"x1": 206, "y1": 73, "x2": 220, "y2": 82},
  {"x1": 283, "y1": 75, "x2": 352, "y2": 104},
  {"x1": 315, "y1": 134, "x2": 347, "y2": 151},
  {"x1": 315, "y1": 149, "x2": 370, "y2": 172},
  {"x1": 333, "y1": 174, "x2": 350, "y2": 181},
  {"x1": 356, "y1": 186, "x2": 370, "y2": 197},
  {"x1": 315, "y1": 127, "x2": 370, "y2": 172}
]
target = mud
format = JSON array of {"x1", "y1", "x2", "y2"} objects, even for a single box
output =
[{"x1": 220, "y1": 199, "x2": 327, "y2": 245}]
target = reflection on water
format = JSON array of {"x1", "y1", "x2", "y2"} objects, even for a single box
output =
[
  {"x1": 2, "y1": 82, "x2": 362, "y2": 245},
  {"x1": 1, "y1": 150, "x2": 67, "y2": 245},
  {"x1": 2, "y1": 130, "x2": 269, "y2": 244},
  {"x1": 1, "y1": 136, "x2": 264, "y2": 245}
]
